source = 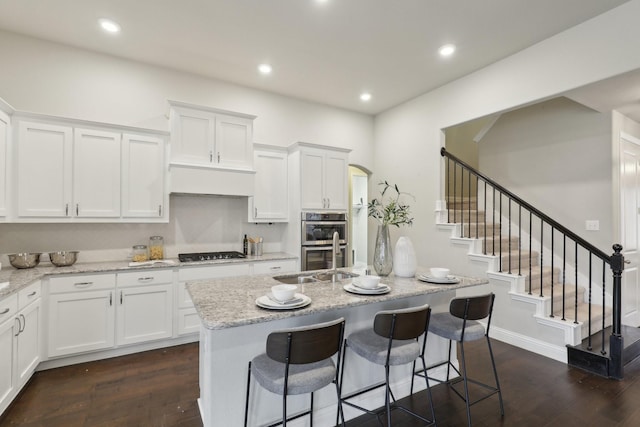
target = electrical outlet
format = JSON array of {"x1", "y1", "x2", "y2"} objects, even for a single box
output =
[{"x1": 585, "y1": 220, "x2": 600, "y2": 231}]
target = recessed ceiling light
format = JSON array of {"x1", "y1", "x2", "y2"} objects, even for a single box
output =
[
  {"x1": 438, "y1": 44, "x2": 456, "y2": 57},
  {"x1": 360, "y1": 92, "x2": 372, "y2": 102},
  {"x1": 258, "y1": 64, "x2": 272, "y2": 75},
  {"x1": 99, "y1": 19, "x2": 121, "y2": 34}
]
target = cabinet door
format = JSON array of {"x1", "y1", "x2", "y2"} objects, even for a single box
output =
[
  {"x1": 122, "y1": 133, "x2": 166, "y2": 219},
  {"x1": 324, "y1": 151, "x2": 349, "y2": 210},
  {"x1": 116, "y1": 284, "x2": 173, "y2": 346},
  {"x1": 170, "y1": 107, "x2": 214, "y2": 164},
  {"x1": 17, "y1": 121, "x2": 72, "y2": 217},
  {"x1": 15, "y1": 301, "x2": 39, "y2": 383},
  {"x1": 73, "y1": 128, "x2": 121, "y2": 217},
  {"x1": 250, "y1": 148, "x2": 288, "y2": 222},
  {"x1": 0, "y1": 317, "x2": 17, "y2": 408},
  {"x1": 48, "y1": 289, "x2": 115, "y2": 357},
  {"x1": 300, "y1": 149, "x2": 325, "y2": 210},
  {"x1": 215, "y1": 114, "x2": 253, "y2": 169},
  {"x1": 0, "y1": 110, "x2": 9, "y2": 218}
]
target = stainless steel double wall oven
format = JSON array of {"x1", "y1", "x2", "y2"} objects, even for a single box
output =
[{"x1": 301, "y1": 212, "x2": 348, "y2": 271}]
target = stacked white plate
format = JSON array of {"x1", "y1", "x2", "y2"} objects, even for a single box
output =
[
  {"x1": 343, "y1": 280, "x2": 390, "y2": 295},
  {"x1": 255, "y1": 293, "x2": 311, "y2": 310},
  {"x1": 417, "y1": 274, "x2": 460, "y2": 284}
]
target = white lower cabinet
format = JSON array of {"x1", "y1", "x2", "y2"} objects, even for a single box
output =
[
  {"x1": 0, "y1": 295, "x2": 18, "y2": 414},
  {"x1": 1, "y1": 281, "x2": 41, "y2": 415},
  {"x1": 177, "y1": 263, "x2": 251, "y2": 336},
  {"x1": 116, "y1": 270, "x2": 173, "y2": 346},
  {"x1": 48, "y1": 275, "x2": 116, "y2": 358}
]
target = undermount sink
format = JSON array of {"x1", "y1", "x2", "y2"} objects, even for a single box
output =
[
  {"x1": 313, "y1": 272, "x2": 358, "y2": 282},
  {"x1": 273, "y1": 271, "x2": 358, "y2": 284},
  {"x1": 273, "y1": 274, "x2": 319, "y2": 284}
]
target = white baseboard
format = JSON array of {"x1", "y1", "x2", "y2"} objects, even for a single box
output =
[{"x1": 490, "y1": 325, "x2": 567, "y2": 363}]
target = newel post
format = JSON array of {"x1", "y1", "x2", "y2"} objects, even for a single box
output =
[{"x1": 609, "y1": 243, "x2": 624, "y2": 379}]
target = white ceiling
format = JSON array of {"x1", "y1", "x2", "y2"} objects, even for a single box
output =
[{"x1": 0, "y1": 0, "x2": 636, "y2": 115}]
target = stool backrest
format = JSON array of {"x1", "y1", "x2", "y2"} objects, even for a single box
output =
[
  {"x1": 266, "y1": 317, "x2": 345, "y2": 365},
  {"x1": 449, "y1": 293, "x2": 494, "y2": 321},
  {"x1": 374, "y1": 304, "x2": 431, "y2": 340}
]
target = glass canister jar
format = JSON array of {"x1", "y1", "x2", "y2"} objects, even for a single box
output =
[
  {"x1": 132, "y1": 245, "x2": 149, "y2": 263},
  {"x1": 149, "y1": 236, "x2": 164, "y2": 260}
]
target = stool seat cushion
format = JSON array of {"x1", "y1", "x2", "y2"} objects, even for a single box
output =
[
  {"x1": 251, "y1": 353, "x2": 336, "y2": 395},
  {"x1": 347, "y1": 329, "x2": 419, "y2": 366},
  {"x1": 429, "y1": 312, "x2": 485, "y2": 342}
]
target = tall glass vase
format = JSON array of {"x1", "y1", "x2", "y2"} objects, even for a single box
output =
[{"x1": 373, "y1": 225, "x2": 393, "y2": 276}]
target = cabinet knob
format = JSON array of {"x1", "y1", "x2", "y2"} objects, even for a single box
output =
[
  {"x1": 138, "y1": 277, "x2": 154, "y2": 282},
  {"x1": 65, "y1": 203, "x2": 69, "y2": 216},
  {"x1": 0, "y1": 308, "x2": 9, "y2": 315},
  {"x1": 158, "y1": 205, "x2": 162, "y2": 217},
  {"x1": 27, "y1": 291, "x2": 37, "y2": 297},
  {"x1": 76, "y1": 204, "x2": 79, "y2": 216}
]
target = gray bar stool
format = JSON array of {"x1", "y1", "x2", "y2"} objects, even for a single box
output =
[
  {"x1": 338, "y1": 304, "x2": 436, "y2": 426},
  {"x1": 415, "y1": 293, "x2": 503, "y2": 427},
  {"x1": 244, "y1": 317, "x2": 346, "y2": 427}
]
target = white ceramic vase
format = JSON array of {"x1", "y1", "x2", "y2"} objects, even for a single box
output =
[{"x1": 393, "y1": 236, "x2": 417, "y2": 277}]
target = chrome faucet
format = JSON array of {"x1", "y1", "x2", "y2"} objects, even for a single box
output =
[{"x1": 332, "y1": 231, "x2": 340, "y2": 275}]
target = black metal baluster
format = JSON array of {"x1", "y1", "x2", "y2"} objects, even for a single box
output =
[
  {"x1": 476, "y1": 176, "x2": 479, "y2": 240},
  {"x1": 508, "y1": 198, "x2": 512, "y2": 274},
  {"x1": 518, "y1": 205, "x2": 522, "y2": 276},
  {"x1": 528, "y1": 210, "x2": 532, "y2": 295},
  {"x1": 601, "y1": 260, "x2": 606, "y2": 355},
  {"x1": 562, "y1": 235, "x2": 566, "y2": 321},
  {"x1": 468, "y1": 168, "x2": 473, "y2": 239},
  {"x1": 446, "y1": 158, "x2": 451, "y2": 223},
  {"x1": 574, "y1": 241, "x2": 579, "y2": 324},
  {"x1": 587, "y1": 253, "x2": 593, "y2": 350},
  {"x1": 499, "y1": 192, "x2": 503, "y2": 272},
  {"x1": 484, "y1": 180, "x2": 487, "y2": 254},
  {"x1": 492, "y1": 187, "x2": 496, "y2": 256},
  {"x1": 460, "y1": 166, "x2": 465, "y2": 238},
  {"x1": 550, "y1": 227, "x2": 555, "y2": 318},
  {"x1": 539, "y1": 220, "x2": 544, "y2": 297},
  {"x1": 453, "y1": 163, "x2": 458, "y2": 231}
]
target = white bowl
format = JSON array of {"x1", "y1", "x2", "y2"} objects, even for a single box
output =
[
  {"x1": 430, "y1": 267, "x2": 450, "y2": 278},
  {"x1": 357, "y1": 275, "x2": 381, "y2": 289},
  {"x1": 271, "y1": 284, "x2": 298, "y2": 302}
]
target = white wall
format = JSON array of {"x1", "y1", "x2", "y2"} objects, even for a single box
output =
[
  {"x1": 0, "y1": 30, "x2": 374, "y2": 262},
  {"x1": 478, "y1": 97, "x2": 612, "y2": 251},
  {"x1": 372, "y1": 0, "x2": 640, "y2": 271}
]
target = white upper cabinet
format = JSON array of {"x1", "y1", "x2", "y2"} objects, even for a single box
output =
[
  {"x1": 169, "y1": 102, "x2": 254, "y2": 170},
  {"x1": 168, "y1": 101, "x2": 256, "y2": 196},
  {"x1": 249, "y1": 145, "x2": 288, "y2": 222},
  {"x1": 122, "y1": 133, "x2": 166, "y2": 219},
  {"x1": 297, "y1": 144, "x2": 349, "y2": 211},
  {"x1": 13, "y1": 115, "x2": 168, "y2": 223},
  {"x1": 17, "y1": 121, "x2": 73, "y2": 218},
  {"x1": 0, "y1": 108, "x2": 10, "y2": 218},
  {"x1": 73, "y1": 128, "x2": 121, "y2": 218}
]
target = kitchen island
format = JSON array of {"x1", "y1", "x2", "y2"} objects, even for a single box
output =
[{"x1": 187, "y1": 267, "x2": 488, "y2": 426}]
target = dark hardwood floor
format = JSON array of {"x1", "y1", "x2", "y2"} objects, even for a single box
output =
[{"x1": 2, "y1": 339, "x2": 640, "y2": 426}]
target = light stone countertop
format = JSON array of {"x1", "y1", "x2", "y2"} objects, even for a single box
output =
[
  {"x1": 186, "y1": 267, "x2": 489, "y2": 331},
  {"x1": 0, "y1": 252, "x2": 297, "y2": 299}
]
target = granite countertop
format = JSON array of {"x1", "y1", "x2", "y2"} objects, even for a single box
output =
[
  {"x1": 186, "y1": 267, "x2": 488, "y2": 331},
  {"x1": 0, "y1": 252, "x2": 297, "y2": 299}
]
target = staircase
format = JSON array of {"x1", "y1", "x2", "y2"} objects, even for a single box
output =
[{"x1": 439, "y1": 147, "x2": 637, "y2": 379}]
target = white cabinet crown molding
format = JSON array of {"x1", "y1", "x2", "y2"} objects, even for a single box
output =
[{"x1": 167, "y1": 100, "x2": 256, "y2": 120}]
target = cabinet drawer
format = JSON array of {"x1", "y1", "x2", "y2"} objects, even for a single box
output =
[
  {"x1": 49, "y1": 274, "x2": 116, "y2": 294},
  {"x1": 178, "y1": 263, "x2": 250, "y2": 281},
  {"x1": 18, "y1": 281, "x2": 41, "y2": 310},
  {"x1": 252, "y1": 260, "x2": 297, "y2": 275},
  {"x1": 0, "y1": 294, "x2": 18, "y2": 324},
  {"x1": 117, "y1": 269, "x2": 173, "y2": 288}
]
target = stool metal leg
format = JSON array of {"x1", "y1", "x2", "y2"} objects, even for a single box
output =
[
  {"x1": 459, "y1": 341, "x2": 472, "y2": 427},
  {"x1": 486, "y1": 335, "x2": 505, "y2": 416},
  {"x1": 244, "y1": 361, "x2": 252, "y2": 427},
  {"x1": 310, "y1": 392, "x2": 314, "y2": 427}
]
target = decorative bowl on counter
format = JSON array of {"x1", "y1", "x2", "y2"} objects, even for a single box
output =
[
  {"x1": 8, "y1": 253, "x2": 42, "y2": 269},
  {"x1": 49, "y1": 251, "x2": 79, "y2": 267}
]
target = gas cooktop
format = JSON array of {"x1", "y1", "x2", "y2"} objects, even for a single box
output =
[{"x1": 178, "y1": 251, "x2": 246, "y2": 262}]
